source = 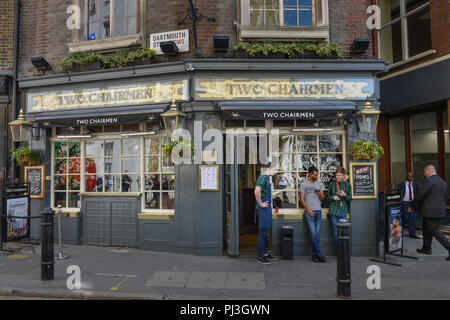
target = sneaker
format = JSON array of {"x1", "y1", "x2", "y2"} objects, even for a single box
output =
[
  {"x1": 311, "y1": 255, "x2": 320, "y2": 263},
  {"x1": 416, "y1": 248, "x2": 432, "y2": 255},
  {"x1": 257, "y1": 257, "x2": 272, "y2": 265},
  {"x1": 317, "y1": 255, "x2": 327, "y2": 263},
  {"x1": 264, "y1": 253, "x2": 279, "y2": 261}
]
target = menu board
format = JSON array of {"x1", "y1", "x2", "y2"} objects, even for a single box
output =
[
  {"x1": 349, "y1": 162, "x2": 377, "y2": 199},
  {"x1": 25, "y1": 166, "x2": 45, "y2": 198},
  {"x1": 199, "y1": 165, "x2": 219, "y2": 191}
]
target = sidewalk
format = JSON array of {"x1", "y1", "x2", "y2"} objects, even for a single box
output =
[{"x1": 0, "y1": 236, "x2": 449, "y2": 300}]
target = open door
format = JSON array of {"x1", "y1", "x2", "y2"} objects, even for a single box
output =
[{"x1": 224, "y1": 136, "x2": 239, "y2": 257}]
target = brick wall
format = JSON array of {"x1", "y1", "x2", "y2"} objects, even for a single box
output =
[
  {"x1": 17, "y1": 0, "x2": 377, "y2": 78},
  {"x1": 0, "y1": 0, "x2": 15, "y2": 71}
]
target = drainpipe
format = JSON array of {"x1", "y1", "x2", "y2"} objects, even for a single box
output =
[{"x1": 10, "y1": 0, "x2": 21, "y2": 182}]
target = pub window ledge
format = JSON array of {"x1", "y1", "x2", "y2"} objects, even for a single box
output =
[
  {"x1": 138, "y1": 211, "x2": 175, "y2": 220},
  {"x1": 51, "y1": 207, "x2": 81, "y2": 218},
  {"x1": 238, "y1": 26, "x2": 329, "y2": 41},
  {"x1": 68, "y1": 34, "x2": 144, "y2": 54}
]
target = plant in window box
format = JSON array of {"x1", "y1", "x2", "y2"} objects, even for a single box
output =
[
  {"x1": 58, "y1": 51, "x2": 105, "y2": 72},
  {"x1": 316, "y1": 42, "x2": 344, "y2": 59},
  {"x1": 233, "y1": 42, "x2": 249, "y2": 59},
  {"x1": 249, "y1": 41, "x2": 287, "y2": 59},
  {"x1": 303, "y1": 43, "x2": 319, "y2": 59},
  {"x1": 163, "y1": 137, "x2": 195, "y2": 159},
  {"x1": 349, "y1": 139, "x2": 384, "y2": 161},
  {"x1": 288, "y1": 42, "x2": 307, "y2": 59},
  {"x1": 11, "y1": 147, "x2": 42, "y2": 166}
]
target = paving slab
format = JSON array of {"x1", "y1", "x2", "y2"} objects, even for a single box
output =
[{"x1": 145, "y1": 271, "x2": 190, "y2": 288}]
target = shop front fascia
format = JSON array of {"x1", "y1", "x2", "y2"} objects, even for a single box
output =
[{"x1": 18, "y1": 59, "x2": 389, "y2": 256}]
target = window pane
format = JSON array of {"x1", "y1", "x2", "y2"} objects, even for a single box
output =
[
  {"x1": 105, "y1": 175, "x2": 121, "y2": 192},
  {"x1": 145, "y1": 174, "x2": 161, "y2": 191},
  {"x1": 405, "y1": 0, "x2": 428, "y2": 13},
  {"x1": 68, "y1": 158, "x2": 81, "y2": 174},
  {"x1": 298, "y1": 154, "x2": 318, "y2": 171},
  {"x1": 126, "y1": 16, "x2": 137, "y2": 34},
  {"x1": 86, "y1": 140, "x2": 104, "y2": 157},
  {"x1": 54, "y1": 159, "x2": 67, "y2": 174},
  {"x1": 145, "y1": 138, "x2": 161, "y2": 155},
  {"x1": 114, "y1": 0, "x2": 125, "y2": 18},
  {"x1": 104, "y1": 157, "x2": 120, "y2": 173},
  {"x1": 145, "y1": 192, "x2": 160, "y2": 209},
  {"x1": 250, "y1": 8, "x2": 264, "y2": 26},
  {"x1": 68, "y1": 193, "x2": 81, "y2": 208},
  {"x1": 113, "y1": 18, "x2": 126, "y2": 37},
  {"x1": 122, "y1": 174, "x2": 139, "y2": 192},
  {"x1": 319, "y1": 154, "x2": 342, "y2": 172},
  {"x1": 319, "y1": 135, "x2": 342, "y2": 153},
  {"x1": 54, "y1": 176, "x2": 67, "y2": 191},
  {"x1": 122, "y1": 157, "x2": 141, "y2": 173},
  {"x1": 380, "y1": 20, "x2": 403, "y2": 63},
  {"x1": 146, "y1": 156, "x2": 160, "y2": 172},
  {"x1": 274, "y1": 172, "x2": 296, "y2": 189},
  {"x1": 122, "y1": 138, "x2": 141, "y2": 155},
  {"x1": 389, "y1": 117, "x2": 406, "y2": 185},
  {"x1": 284, "y1": 8, "x2": 297, "y2": 26},
  {"x1": 55, "y1": 142, "x2": 67, "y2": 158},
  {"x1": 91, "y1": 175, "x2": 105, "y2": 192},
  {"x1": 276, "y1": 191, "x2": 296, "y2": 208},
  {"x1": 411, "y1": 112, "x2": 438, "y2": 186},
  {"x1": 379, "y1": 0, "x2": 400, "y2": 25},
  {"x1": 279, "y1": 135, "x2": 296, "y2": 153},
  {"x1": 105, "y1": 140, "x2": 120, "y2": 156},
  {"x1": 162, "y1": 192, "x2": 175, "y2": 209},
  {"x1": 86, "y1": 158, "x2": 104, "y2": 174},
  {"x1": 299, "y1": 8, "x2": 313, "y2": 26},
  {"x1": 55, "y1": 192, "x2": 67, "y2": 208},
  {"x1": 85, "y1": 175, "x2": 98, "y2": 192},
  {"x1": 69, "y1": 175, "x2": 81, "y2": 191},
  {"x1": 162, "y1": 174, "x2": 175, "y2": 191},
  {"x1": 69, "y1": 142, "x2": 81, "y2": 157},
  {"x1": 126, "y1": 0, "x2": 136, "y2": 15},
  {"x1": 274, "y1": 154, "x2": 296, "y2": 172},
  {"x1": 297, "y1": 135, "x2": 317, "y2": 152},
  {"x1": 407, "y1": 6, "x2": 431, "y2": 57}
]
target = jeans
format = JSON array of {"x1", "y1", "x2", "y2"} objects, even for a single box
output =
[
  {"x1": 257, "y1": 228, "x2": 269, "y2": 258},
  {"x1": 402, "y1": 201, "x2": 417, "y2": 236},
  {"x1": 329, "y1": 214, "x2": 341, "y2": 251},
  {"x1": 304, "y1": 210, "x2": 322, "y2": 256}
]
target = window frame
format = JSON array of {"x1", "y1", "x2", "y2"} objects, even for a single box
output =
[{"x1": 377, "y1": 0, "x2": 432, "y2": 64}]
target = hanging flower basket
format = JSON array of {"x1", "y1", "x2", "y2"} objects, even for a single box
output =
[
  {"x1": 349, "y1": 139, "x2": 384, "y2": 160},
  {"x1": 163, "y1": 137, "x2": 195, "y2": 159},
  {"x1": 11, "y1": 147, "x2": 42, "y2": 166}
]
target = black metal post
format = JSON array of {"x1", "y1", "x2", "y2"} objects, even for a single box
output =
[
  {"x1": 336, "y1": 219, "x2": 351, "y2": 299},
  {"x1": 41, "y1": 207, "x2": 54, "y2": 281}
]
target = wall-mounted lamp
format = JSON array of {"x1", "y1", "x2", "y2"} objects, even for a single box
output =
[
  {"x1": 9, "y1": 109, "x2": 32, "y2": 142},
  {"x1": 160, "y1": 41, "x2": 180, "y2": 56},
  {"x1": 356, "y1": 100, "x2": 381, "y2": 133},
  {"x1": 350, "y1": 38, "x2": 370, "y2": 54},
  {"x1": 213, "y1": 36, "x2": 230, "y2": 52},
  {"x1": 31, "y1": 57, "x2": 52, "y2": 71}
]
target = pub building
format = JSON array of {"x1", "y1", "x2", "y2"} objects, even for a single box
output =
[{"x1": 19, "y1": 58, "x2": 388, "y2": 256}]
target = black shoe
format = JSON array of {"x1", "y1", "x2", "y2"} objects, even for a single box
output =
[
  {"x1": 317, "y1": 255, "x2": 327, "y2": 263},
  {"x1": 446, "y1": 256, "x2": 450, "y2": 261},
  {"x1": 416, "y1": 248, "x2": 432, "y2": 255},
  {"x1": 257, "y1": 257, "x2": 272, "y2": 265},
  {"x1": 264, "y1": 253, "x2": 279, "y2": 261},
  {"x1": 311, "y1": 255, "x2": 320, "y2": 263},
  {"x1": 409, "y1": 235, "x2": 420, "y2": 239}
]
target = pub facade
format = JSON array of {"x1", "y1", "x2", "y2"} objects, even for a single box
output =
[{"x1": 11, "y1": 0, "x2": 389, "y2": 256}]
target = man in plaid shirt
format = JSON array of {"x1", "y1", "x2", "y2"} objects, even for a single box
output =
[{"x1": 327, "y1": 166, "x2": 352, "y2": 251}]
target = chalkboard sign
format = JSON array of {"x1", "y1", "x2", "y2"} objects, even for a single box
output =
[
  {"x1": 349, "y1": 162, "x2": 377, "y2": 199},
  {"x1": 25, "y1": 166, "x2": 45, "y2": 198}
]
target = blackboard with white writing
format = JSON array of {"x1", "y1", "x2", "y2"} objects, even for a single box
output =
[
  {"x1": 25, "y1": 166, "x2": 44, "y2": 198},
  {"x1": 350, "y1": 163, "x2": 377, "y2": 199}
]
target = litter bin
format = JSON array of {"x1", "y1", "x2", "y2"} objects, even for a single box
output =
[{"x1": 281, "y1": 226, "x2": 294, "y2": 260}]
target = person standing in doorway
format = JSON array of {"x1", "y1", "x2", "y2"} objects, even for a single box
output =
[
  {"x1": 327, "y1": 166, "x2": 352, "y2": 252},
  {"x1": 412, "y1": 165, "x2": 450, "y2": 261},
  {"x1": 398, "y1": 172, "x2": 420, "y2": 238},
  {"x1": 254, "y1": 162, "x2": 279, "y2": 265},
  {"x1": 300, "y1": 166, "x2": 327, "y2": 263}
]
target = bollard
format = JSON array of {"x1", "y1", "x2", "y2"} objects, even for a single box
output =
[
  {"x1": 41, "y1": 207, "x2": 55, "y2": 281},
  {"x1": 56, "y1": 205, "x2": 70, "y2": 260},
  {"x1": 336, "y1": 219, "x2": 351, "y2": 299}
]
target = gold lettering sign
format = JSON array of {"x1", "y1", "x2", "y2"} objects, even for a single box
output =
[
  {"x1": 194, "y1": 79, "x2": 374, "y2": 100},
  {"x1": 27, "y1": 80, "x2": 189, "y2": 113}
]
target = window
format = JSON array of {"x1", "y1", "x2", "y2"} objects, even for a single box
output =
[
  {"x1": 85, "y1": 0, "x2": 137, "y2": 40},
  {"x1": 378, "y1": 0, "x2": 432, "y2": 63},
  {"x1": 51, "y1": 126, "x2": 175, "y2": 211},
  {"x1": 250, "y1": 0, "x2": 314, "y2": 27},
  {"x1": 272, "y1": 133, "x2": 345, "y2": 210},
  {"x1": 389, "y1": 117, "x2": 406, "y2": 185},
  {"x1": 144, "y1": 137, "x2": 175, "y2": 210},
  {"x1": 53, "y1": 142, "x2": 82, "y2": 208}
]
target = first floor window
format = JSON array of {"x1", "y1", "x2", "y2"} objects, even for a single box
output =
[
  {"x1": 272, "y1": 133, "x2": 345, "y2": 209},
  {"x1": 378, "y1": 0, "x2": 431, "y2": 63},
  {"x1": 250, "y1": 0, "x2": 314, "y2": 27}
]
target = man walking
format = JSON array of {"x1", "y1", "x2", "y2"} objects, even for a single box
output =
[
  {"x1": 327, "y1": 166, "x2": 352, "y2": 252},
  {"x1": 412, "y1": 165, "x2": 450, "y2": 261},
  {"x1": 254, "y1": 162, "x2": 279, "y2": 265},
  {"x1": 300, "y1": 166, "x2": 326, "y2": 263},
  {"x1": 398, "y1": 172, "x2": 420, "y2": 238}
]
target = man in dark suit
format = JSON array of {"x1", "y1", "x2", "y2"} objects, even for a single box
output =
[
  {"x1": 398, "y1": 172, "x2": 420, "y2": 238},
  {"x1": 412, "y1": 165, "x2": 450, "y2": 261}
]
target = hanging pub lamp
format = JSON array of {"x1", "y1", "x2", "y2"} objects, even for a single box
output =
[
  {"x1": 9, "y1": 109, "x2": 33, "y2": 142},
  {"x1": 356, "y1": 100, "x2": 381, "y2": 133}
]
